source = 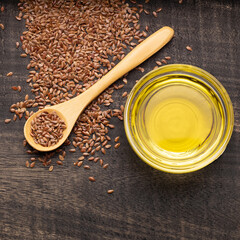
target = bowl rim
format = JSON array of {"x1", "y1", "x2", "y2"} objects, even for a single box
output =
[{"x1": 124, "y1": 64, "x2": 234, "y2": 174}]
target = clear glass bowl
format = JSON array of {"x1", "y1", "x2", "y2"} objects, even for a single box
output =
[{"x1": 124, "y1": 64, "x2": 234, "y2": 173}]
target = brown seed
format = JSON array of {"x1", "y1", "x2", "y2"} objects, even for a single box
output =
[
  {"x1": 69, "y1": 148, "x2": 76, "y2": 153},
  {"x1": 105, "y1": 144, "x2": 111, "y2": 149},
  {"x1": 122, "y1": 92, "x2": 127, "y2": 97},
  {"x1": 77, "y1": 161, "x2": 83, "y2": 167},
  {"x1": 152, "y1": 11, "x2": 157, "y2": 17},
  {"x1": 179, "y1": 0, "x2": 183, "y2": 3},
  {"x1": 161, "y1": 59, "x2": 167, "y2": 64},
  {"x1": 107, "y1": 190, "x2": 114, "y2": 194},
  {"x1": 20, "y1": 53, "x2": 27, "y2": 57},
  {"x1": 49, "y1": 166, "x2": 53, "y2": 172},
  {"x1": 99, "y1": 159, "x2": 103, "y2": 166},
  {"x1": 89, "y1": 177, "x2": 95, "y2": 182},
  {"x1": 165, "y1": 56, "x2": 171, "y2": 60},
  {"x1": 7, "y1": 72, "x2": 13, "y2": 77},
  {"x1": 186, "y1": 45, "x2": 192, "y2": 51},
  {"x1": 16, "y1": 16, "x2": 21, "y2": 21},
  {"x1": 13, "y1": 114, "x2": 17, "y2": 121},
  {"x1": 0, "y1": 23, "x2": 4, "y2": 30},
  {"x1": 114, "y1": 143, "x2": 120, "y2": 149},
  {"x1": 59, "y1": 155, "x2": 64, "y2": 161},
  {"x1": 84, "y1": 165, "x2": 90, "y2": 169},
  {"x1": 88, "y1": 156, "x2": 94, "y2": 161},
  {"x1": 18, "y1": 86, "x2": 21, "y2": 92},
  {"x1": 23, "y1": 139, "x2": 27, "y2": 147},
  {"x1": 30, "y1": 162, "x2": 35, "y2": 168},
  {"x1": 156, "y1": 8, "x2": 162, "y2": 13},
  {"x1": 11, "y1": 86, "x2": 18, "y2": 91},
  {"x1": 101, "y1": 148, "x2": 106, "y2": 154},
  {"x1": 78, "y1": 156, "x2": 84, "y2": 161},
  {"x1": 25, "y1": 161, "x2": 30, "y2": 168},
  {"x1": 5, "y1": 119, "x2": 11, "y2": 124},
  {"x1": 16, "y1": 42, "x2": 20, "y2": 48},
  {"x1": 103, "y1": 164, "x2": 109, "y2": 169},
  {"x1": 56, "y1": 160, "x2": 63, "y2": 165},
  {"x1": 144, "y1": 9, "x2": 150, "y2": 15},
  {"x1": 114, "y1": 136, "x2": 120, "y2": 142},
  {"x1": 30, "y1": 157, "x2": 36, "y2": 161},
  {"x1": 145, "y1": 25, "x2": 149, "y2": 32},
  {"x1": 1, "y1": 6, "x2": 4, "y2": 12}
]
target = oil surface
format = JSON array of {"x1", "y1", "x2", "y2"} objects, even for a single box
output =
[{"x1": 132, "y1": 75, "x2": 224, "y2": 158}]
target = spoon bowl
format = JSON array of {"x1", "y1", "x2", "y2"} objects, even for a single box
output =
[{"x1": 24, "y1": 26, "x2": 174, "y2": 151}]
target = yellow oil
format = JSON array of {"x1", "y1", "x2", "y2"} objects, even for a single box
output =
[{"x1": 131, "y1": 75, "x2": 224, "y2": 158}]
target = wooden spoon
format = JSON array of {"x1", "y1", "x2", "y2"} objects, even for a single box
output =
[{"x1": 24, "y1": 26, "x2": 174, "y2": 151}]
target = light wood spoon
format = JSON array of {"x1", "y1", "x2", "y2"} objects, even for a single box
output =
[{"x1": 24, "y1": 26, "x2": 174, "y2": 151}]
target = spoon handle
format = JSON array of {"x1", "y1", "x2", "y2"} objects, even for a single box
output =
[{"x1": 81, "y1": 26, "x2": 174, "y2": 104}]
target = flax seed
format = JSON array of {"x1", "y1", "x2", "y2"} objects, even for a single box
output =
[
  {"x1": 49, "y1": 166, "x2": 53, "y2": 172},
  {"x1": 107, "y1": 190, "x2": 114, "y2": 194},
  {"x1": 56, "y1": 160, "x2": 63, "y2": 165},
  {"x1": 114, "y1": 143, "x2": 120, "y2": 149},
  {"x1": 30, "y1": 162, "x2": 35, "y2": 168},
  {"x1": 25, "y1": 161, "x2": 30, "y2": 168},
  {"x1": 103, "y1": 164, "x2": 109, "y2": 169},
  {"x1": 7, "y1": 72, "x2": 13, "y2": 77},
  {"x1": 77, "y1": 161, "x2": 83, "y2": 167},
  {"x1": 186, "y1": 45, "x2": 193, "y2": 51},
  {"x1": 5, "y1": 119, "x2": 11, "y2": 124},
  {"x1": 89, "y1": 177, "x2": 95, "y2": 182}
]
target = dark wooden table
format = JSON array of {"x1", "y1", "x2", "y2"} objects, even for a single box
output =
[{"x1": 1, "y1": 0, "x2": 240, "y2": 239}]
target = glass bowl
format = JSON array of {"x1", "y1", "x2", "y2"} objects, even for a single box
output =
[{"x1": 124, "y1": 64, "x2": 234, "y2": 174}]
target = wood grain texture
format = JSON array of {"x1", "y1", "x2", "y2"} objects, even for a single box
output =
[{"x1": 0, "y1": 0, "x2": 240, "y2": 239}]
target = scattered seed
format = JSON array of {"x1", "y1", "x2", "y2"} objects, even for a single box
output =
[
  {"x1": 59, "y1": 155, "x2": 64, "y2": 161},
  {"x1": 114, "y1": 143, "x2": 120, "y2": 149},
  {"x1": 115, "y1": 136, "x2": 120, "y2": 142},
  {"x1": 156, "y1": 8, "x2": 162, "y2": 13},
  {"x1": 20, "y1": 53, "x2": 27, "y2": 57},
  {"x1": 16, "y1": 42, "x2": 20, "y2": 48},
  {"x1": 161, "y1": 59, "x2": 167, "y2": 64},
  {"x1": 78, "y1": 156, "x2": 84, "y2": 161},
  {"x1": 25, "y1": 161, "x2": 30, "y2": 168},
  {"x1": 11, "y1": 86, "x2": 18, "y2": 91},
  {"x1": 56, "y1": 160, "x2": 63, "y2": 165},
  {"x1": 16, "y1": 16, "x2": 21, "y2": 21},
  {"x1": 144, "y1": 9, "x2": 149, "y2": 15},
  {"x1": 152, "y1": 11, "x2": 157, "y2": 17},
  {"x1": 30, "y1": 162, "x2": 35, "y2": 168},
  {"x1": 69, "y1": 148, "x2": 76, "y2": 153},
  {"x1": 165, "y1": 56, "x2": 171, "y2": 60},
  {"x1": 18, "y1": 86, "x2": 21, "y2": 92},
  {"x1": 107, "y1": 190, "x2": 114, "y2": 194},
  {"x1": 49, "y1": 166, "x2": 53, "y2": 172},
  {"x1": 30, "y1": 157, "x2": 36, "y2": 161},
  {"x1": 1, "y1": 6, "x2": 4, "y2": 12},
  {"x1": 84, "y1": 165, "x2": 90, "y2": 170},
  {"x1": 99, "y1": 159, "x2": 103, "y2": 166},
  {"x1": 77, "y1": 161, "x2": 83, "y2": 167},
  {"x1": 122, "y1": 92, "x2": 128, "y2": 97},
  {"x1": 5, "y1": 119, "x2": 11, "y2": 124},
  {"x1": 103, "y1": 164, "x2": 109, "y2": 169},
  {"x1": 186, "y1": 45, "x2": 192, "y2": 51},
  {"x1": 6, "y1": 72, "x2": 13, "y2": 77},
  {"x1": 89, "y1": 177, "x2": 95, "y2": 182},
  {"x1": 0, "y1": 23, "x2": 4, "y2": 30}
]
